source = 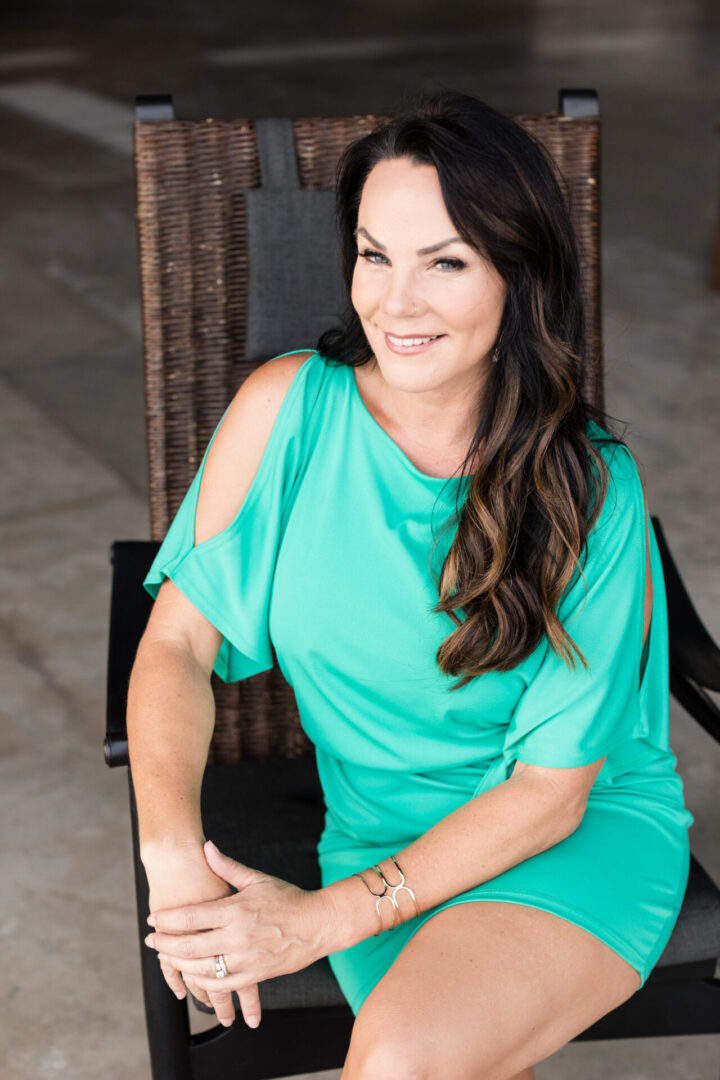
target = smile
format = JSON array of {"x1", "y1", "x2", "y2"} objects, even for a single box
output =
[{"x1": 384, "y1": 332, "x2": 445, "y2": 354}]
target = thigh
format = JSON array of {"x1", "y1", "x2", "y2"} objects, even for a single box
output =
[{"x1": 342, "y1": 900, "x2": 641, "y2": 1080}]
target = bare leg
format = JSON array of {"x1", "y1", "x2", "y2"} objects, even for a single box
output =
[{"x1": 343, "y1": 901, "x2": 639, "y2": 1080}]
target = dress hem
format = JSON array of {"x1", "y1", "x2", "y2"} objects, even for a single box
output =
[{"x1": 401, "y1": 890, "x2": 658, "y2": 987}]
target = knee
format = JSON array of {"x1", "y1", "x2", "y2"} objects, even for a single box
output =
[
  {"x1": 343, "y1": 1017, "x2": 521, "y2": 1080},
  {"x1": 342, "y1": 1029, "x2": 430, "y2": 1080}
]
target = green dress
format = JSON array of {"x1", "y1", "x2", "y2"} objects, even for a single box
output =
[{"x1": 143, "y1": 349, "x2": 693, "y2": 1015}]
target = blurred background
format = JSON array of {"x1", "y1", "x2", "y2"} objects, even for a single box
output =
[{"x1": 1, "y1": 2, "x2": 718, "y2": 1077}]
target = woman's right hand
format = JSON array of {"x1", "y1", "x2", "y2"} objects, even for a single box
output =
[{"x1": 142, "y1": 841, "x2": 261, "y2": 1028}]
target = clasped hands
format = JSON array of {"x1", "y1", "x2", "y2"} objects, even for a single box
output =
[{"x1": 144, "y1": 840, "x2": 337, "y2": 1029}]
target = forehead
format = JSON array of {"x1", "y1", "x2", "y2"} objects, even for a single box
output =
[{"x1": 359, "y1": 159, "x2": 449, "y2": 215}]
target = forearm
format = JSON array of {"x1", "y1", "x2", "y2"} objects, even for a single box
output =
[
  {"x1": 126, "y1": 636, "x2": 215, "y2": 857},
  {"x1": 323, "y1": 772, "x2": 579, "y2": 952}
]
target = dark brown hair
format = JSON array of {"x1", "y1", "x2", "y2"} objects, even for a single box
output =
[{"x1": 317, "y1": 87, "x2": 629, "y2": 690}]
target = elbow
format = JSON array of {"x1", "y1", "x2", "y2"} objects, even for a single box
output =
[
  {"x1": 561, "y1": 805, "x2": 584, "y2": 839},
  {"x1": 536, "y1": 787, "x2": 586, "y2": 845},
  {"x1": 510, "y1": 757, "x2": 598, "y2": 841},
  {"x1": 557, "y1": 795, "x2": 586, "y2": 839}
]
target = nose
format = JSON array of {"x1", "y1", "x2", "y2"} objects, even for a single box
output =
[{"x1": 379, "y1": 267, "x2": 420, "y2": 318}]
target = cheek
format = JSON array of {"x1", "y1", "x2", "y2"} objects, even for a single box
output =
[
  {"x1": 351, "y1": 270, "x2": 375, "y2": 316},
  {"x1": 350, "y1": 272, "x2": 360, "y2": 309},
  {"x1": 451, "y1": 279, "x2": 506, "y2": 326},
  {"x1": 443, "y1": 291, "x2": 487, "y2": 326}
]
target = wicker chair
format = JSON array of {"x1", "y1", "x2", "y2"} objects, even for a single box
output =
[{"x1": 105, "y1": 90, "x2": 720, "y2": 1080}]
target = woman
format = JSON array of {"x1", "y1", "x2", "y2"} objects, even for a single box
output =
[{"x1": 128, "y1": 89, "x2": 693, "y2": 1079}]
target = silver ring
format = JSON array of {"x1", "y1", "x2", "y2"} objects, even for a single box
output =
[{"x1": 215, "y1": 954, "x2": 228, "y2": 979}]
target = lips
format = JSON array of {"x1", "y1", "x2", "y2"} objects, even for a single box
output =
[
  {"x1": 383, "y1": 331, "x2": 446, "y2": 355},
  {"x1": 387, "y1": 334, "x2": 441, "y2": 344}
]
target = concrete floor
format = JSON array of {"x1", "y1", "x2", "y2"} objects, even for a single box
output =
[{"x1": 1, "y1": 2, "x2": 719, "y2": 1078}]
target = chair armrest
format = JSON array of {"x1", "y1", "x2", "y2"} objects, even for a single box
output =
[
  {"x1": 651, "y1": 517, "x2": 720, "y2": 691},
  {"x1": 105, "y1": 540, "x2": 160, "y2": 767}
]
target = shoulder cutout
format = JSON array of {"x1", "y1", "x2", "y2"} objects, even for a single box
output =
[{"x1": 193, "y1": 351, "x2": 315, "y2": 546}]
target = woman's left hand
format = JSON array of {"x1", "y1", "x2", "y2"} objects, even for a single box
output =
[{"x1": 143, "y1": 840, "x2": 334, "y2": 1002}]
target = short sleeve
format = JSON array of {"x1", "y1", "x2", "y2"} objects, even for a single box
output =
[
  {"x1": 142, "y1": 353, "x2": 319, "y2": 682},
  {"x1": 501, "y1": 436, "x2": 650, "y2": 771}
]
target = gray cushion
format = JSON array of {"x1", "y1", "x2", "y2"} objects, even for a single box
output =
[
  {"x1": 655, "y1": 855, "x2": 720, "y2": 969},
  {"x1": 244, "y1": 117, "x2": 346, "y2": 366}
]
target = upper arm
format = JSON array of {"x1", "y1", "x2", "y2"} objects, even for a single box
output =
[
  {"x1": 503, "y1": 443, "x2": 655, "y2": 822},
  {"x1": 142, "y1": 351, "x2": 315, "y2": 673}
]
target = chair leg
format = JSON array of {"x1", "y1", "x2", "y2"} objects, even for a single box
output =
[{"x1": 128, "y1": 770, "x2": 193, "y2": 1080}]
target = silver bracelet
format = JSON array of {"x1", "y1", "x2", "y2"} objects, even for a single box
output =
[{"x1": 353, "y1": 854, "x2": 421, "y2": 935}]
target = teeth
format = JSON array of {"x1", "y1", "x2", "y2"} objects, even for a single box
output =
[{"x1": 387, "y1": 334, "x2": 441, "y2": 347}]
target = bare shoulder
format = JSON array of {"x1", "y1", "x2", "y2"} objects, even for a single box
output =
[
  {"x1": 194, "y1": 351, "x2": 314, "y2": 544},
  {"x1": 241, "y1": 350, "x2": 315, "y2": 401}
]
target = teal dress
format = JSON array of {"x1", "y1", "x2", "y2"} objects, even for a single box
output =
[{"x1": 143, "y1": 349, "x2": 693, "y2": 1014}]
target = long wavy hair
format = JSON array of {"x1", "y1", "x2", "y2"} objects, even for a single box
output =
[{"x1": 317, "y1": 87, "x2": 629, "y2": 690}]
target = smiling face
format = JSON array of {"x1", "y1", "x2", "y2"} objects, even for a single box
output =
[{"x1": 351, "y1": 157, "x2": 508, "y2": 405}]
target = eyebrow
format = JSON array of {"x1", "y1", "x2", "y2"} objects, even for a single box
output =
[{"x1": 354, "y1": 226, "x2": 464, "y2": 256}]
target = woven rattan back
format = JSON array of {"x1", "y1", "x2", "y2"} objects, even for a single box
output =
[{"x1": 133, "y1": 106, "x2": 603, "y2": 763}]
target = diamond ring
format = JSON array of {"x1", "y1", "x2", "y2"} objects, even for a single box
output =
[{"x1": 215, "y1": 954, "x2": 229, "y2": 979}]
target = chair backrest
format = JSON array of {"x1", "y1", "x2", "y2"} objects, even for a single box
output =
[{"x1": 133, "y1": 96, "x2": 603, "y2": 764}]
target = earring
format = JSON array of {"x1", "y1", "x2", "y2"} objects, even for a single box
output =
[{"x1": 492, "y1": 345, "x2": 499, "y2": 364}]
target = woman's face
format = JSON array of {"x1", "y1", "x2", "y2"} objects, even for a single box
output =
[{"x1": 351, "y1": 156, "x2": 507, "y2": 400}]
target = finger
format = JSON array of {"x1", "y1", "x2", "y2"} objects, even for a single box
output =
[
  {"x1": 208, "y1": 989, "x2": 236, "y2": 1028},
  {"x1": 158, "y1": 957, "x2": 187, "y2": 1000},
  {"x1": 184, "y1": 975, "x2": 213, "y2": 1009},
  {"x1": 237, "y1": 983, "x2": 262, "y2": 1029},
  {"x1": 149, "y1": 898, "x2": 231, "y2": 935},
  {"x1": 184, "y1": 971, "x2": 259, "y2": 995},
  {"x1": 156, "y1": 951, "x2": 260, "y2": 1018},
  {"x1": 157, "y1": 952, "x2": 219, "y2": 976},
  {"x1": 146, "y1": 929, "x2": 226, "y2": 960}
]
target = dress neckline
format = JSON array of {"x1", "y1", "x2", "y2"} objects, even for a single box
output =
[{"x1": 348, "y1": 365, "x2": 475, "y2": 487}]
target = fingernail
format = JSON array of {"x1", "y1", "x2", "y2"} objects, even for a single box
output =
[
  {"x1": 247, "y1": 1015, "x2": 259, "y2": 1028},
  {"x1": 147, "y1": 914, "x2": 156, "y2": 926},
  {"x1": 144, "y1": 934, "x2": 154, "y2": 946}
]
